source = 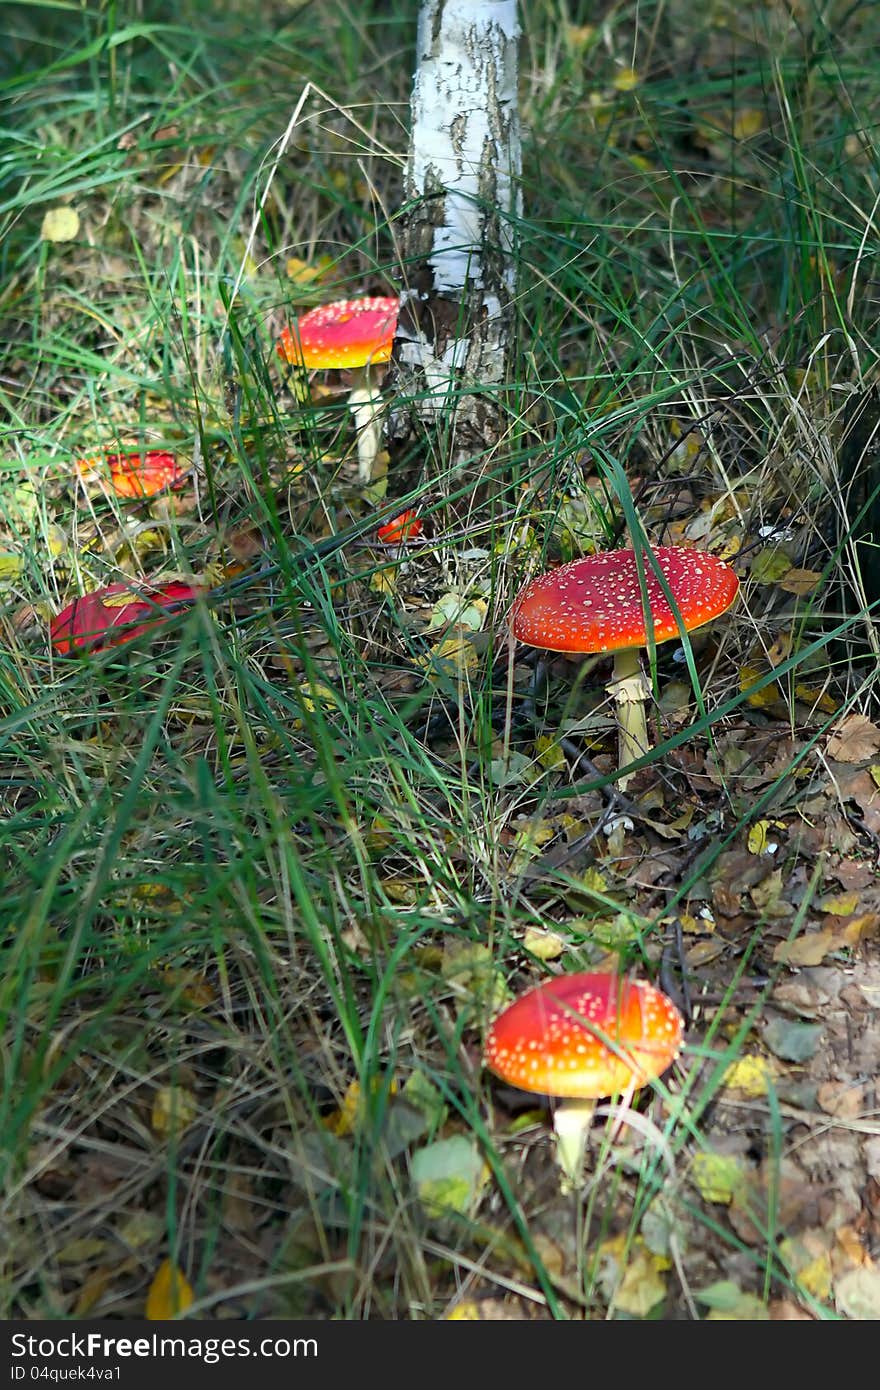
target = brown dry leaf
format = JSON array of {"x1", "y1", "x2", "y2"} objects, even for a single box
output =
[
  {"x1": 779, "y1": 568, "x2": 822, "y2": 596},
  {"x1": 837, "y1": 768, "x2": 880, "y2": 837},
  {"x1": 611, "y1": 1247, "x2": 669, "y2": 1317},
  {"x1": 817, "y1": 1081, "x2": 865, "y2": 1119},
  {"x1": 773, "y1": 928, "x2": 835, "y2": 967},
  {"x1": 835, "y1": 1266, "x2": 880, "y2": 1319},
  {"x1": 770, "y1": 1298, "x2": 815, "y2": 1319},
  {"x1": 827, "y1": 714, "x2": 880, "y2": 763},
  {"x1": 766, "y1": 631, "x2": 793, "y2": 667},
  {"x1": 145, "y1": 1258, "x2": 193, "y2": 1319},
  {"x1": 838, "y1": 913, "x2": 880, "y2": 946}
]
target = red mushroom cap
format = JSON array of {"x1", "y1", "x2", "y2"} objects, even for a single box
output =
[
  {"x1": 76, "y1": 450, "x2": 187, "y2": 499},
  {"x1": 377, "y1": 509, "x2": 423, "y2": 545},
  {"x1": 483, "y1": 971, "x2": 683, "y2": 1100},
  {"x1": 511, "y1": 546, "x2": 739, "y2": 655},
  {"x1": 50, "y1": 580, "x2": 204, "y2": 656},
  {"x1": 277, "y1": 296, "x2": 399, "y2": 371}
]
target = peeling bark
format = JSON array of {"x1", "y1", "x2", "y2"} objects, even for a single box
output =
[{"x1": 392, "y1": 0, "x2": 522, "y2": 451}]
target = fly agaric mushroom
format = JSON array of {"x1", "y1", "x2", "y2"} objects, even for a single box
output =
[
  {"x1": 511, "y1": 545, "x2": 739, "y2": 788},
  {"x1": 377, "y1": 509, "x2": 423, "y2": 545},
  {"x1": 484, "y1": 971, "x2": 683, "y2": 1184},
  {"x1": 76, "y1": 450, "x2": 187, "y2": 499},
  {"x1": 277, "y1": 296, "x2": 398, "y2": 485},
  {"x1": 50, "y1": 580, "x2": 203, "y2": 655}
]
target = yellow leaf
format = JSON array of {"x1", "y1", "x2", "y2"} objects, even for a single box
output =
[
  {"x1": 612, "y1": 67, "x2": 641, "y2": 92},
  {"x1": 747, "y1": 821, "x2": 770, "y2": 855},
  {"x1": 819, "y1": 892, "x2": 860, "y2": 917},
  {"x1": 722, "y1": 1055, "x2": 774, "y2": 1097},
  {"x1": 535, "y1": 735, "x2": 566, "y2": 772},
  {"x1": 690, "y1": 1152, "x2": 747, "y2": 1204},
  {"x1": 779, "y1": 1237, "x2": 833, "y2": 1301},
  {"x1": 286, "y1": 255, "x2": 333, "y2": 285},
  {"x1": 415, "y1": 634, "x2": 478, "y2": 677},
  {"x1": 522, "y1": 926, "x2": 566, "y2": 961},
  {"x1": 733, "y1": 108, "x2": 765, "y2": 140},
  {"x1": 446, "y1": 1301, "x2": 481, "y2": 1319},
  {"x1": 0, "y1": 553, "x2": 23, "y2": 583},
  {"x1": 750, "y1": 548, "x2": 792, "y2": 584},
  {"x1": 41, "y1": 206, "x2": 80, "y2": 242},
  {"x1": 145, "y1": 1259, "x2": 193, "y2": 1320},
  {"x1": 322, "y1": 1076, "x2": 399, "y2": 1138},
  {"x1": 739, "y1": 663, "x2": 782, "y2": 709},
  {"x1": 369, "y1": 567, "x2": 397, "y2": 598},
  {"x1": 151, "y1": 1085, "x2": 198, "y2": 1137}
]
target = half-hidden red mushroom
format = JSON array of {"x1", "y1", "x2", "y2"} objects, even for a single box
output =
[
  {"x1": 76, "y1": 450, "x2": 187, "y2": 499},
  {"x1": 50, "y1": 580, "x2": 204, "y2": 655},
  {"x1": 377, "y1": 509, "x2": 423, "y2": 545},
  {"x1": 277, "y1": 296, "x2": 398, "y2": 485},
  {"x1": 511, "y1": 545, "x2": 739, "y2": 788},
  {"x1": 484, "y1": 971, "x2": 683, "y2": 1183}
]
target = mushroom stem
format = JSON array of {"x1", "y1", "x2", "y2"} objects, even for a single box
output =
[
  {"x1": 348, "y1": 367, "x2": 384, "y2": 484},
  {"x1": 552, "y1": 1098, "x2": 596, "y2": 1187},
  {"x1": 608, "y1": 647, "x2": 651, "y2": 789}
]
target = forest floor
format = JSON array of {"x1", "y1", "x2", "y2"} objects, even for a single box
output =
[{"x1": 2, "y1": 0, "x2": 880, "y2": 1319}]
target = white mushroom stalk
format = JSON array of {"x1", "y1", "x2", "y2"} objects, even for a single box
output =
[{"x1": 347, "y1": 365, "x2": 385, "y2": 485}]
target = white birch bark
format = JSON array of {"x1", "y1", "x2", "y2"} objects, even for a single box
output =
[{"x1": 393, "y1": 0, "x2": 522, "y2": 447}]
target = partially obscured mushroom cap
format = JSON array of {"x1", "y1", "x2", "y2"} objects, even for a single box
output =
[
  {"x1": 377, "y1": 509, "x2": 423, "y2": 544},
  {"x1": 50, "y1": 580, "x2": 203, "y2": 655},
  {"x1": 511, "y1": 546, "x2": 739, "y2": 655},
  {"x1": 76, "y1": 450, "x2": 187, "y2": 499},
  {"x1": 484, "y1": 971, "x2": 683, "y2": 1100},
  {"x1": 277, "y1": 296, "x2": 399, "y2": 370}
]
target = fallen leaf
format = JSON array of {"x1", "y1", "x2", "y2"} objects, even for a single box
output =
[
  {"x1": 779, "y1": 568, "x2": 822, "y2": 596},
  {"x1": 522, "y1": 926, "x2": 566, "y2": 960},
  {"x1": 411, "y1": 1136, "x2": 488, "y2": 1219},
  {"x1": 722, "y1": 1055, "x2": 774, "y2": 1097},
  {"x1": 750, "y1": 548, "x2": 792, "y2": 583},
  {"x1": 611, "y1": 1246, "x2": 669, "y2": 1317},
  {"x1": 151, "y1": 1085, "x2": 198, "y2": 1137},
  {"x1": 145, "y1": 1259, "x2": 193, "y2": 1320},
  {"x1": 690, "y1": 1152, "x2": 747, "y2": 1204},
  {"x1": 41, "y1": 206, "x2": 80, "y2": 242},
  {"x1": 695, "y1": 1279, "x2": 769, "y2": 1319},
  {"x1": 763, "y1": 1017, "x2": 823, "y2": 1063},
  {"x1": 819, "y1": 891, "x2": 860, "y2": 916},
  {"x1": 773, "y1": 929, "x2": 835, "y2": 967},
  {"x1": 286, "y1": 254, "x2": 333, "y2": 285},
  {"x1": 835, "y1": 1265, "x2": 880, "y2": 1320},
  {"x1": 827, "y1": 714, "x2": 880, "y2": 763},
  {"x1": 816, "y1": 1081, "x2": 864, "y2": 1119},
  {"x1": 415, "y1": 634, "x2": 478, "y2": 678}
]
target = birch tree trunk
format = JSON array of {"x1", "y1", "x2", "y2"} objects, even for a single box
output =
[{"x1": 392, "y1": 0, "x2": 522, "y2": 453}]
